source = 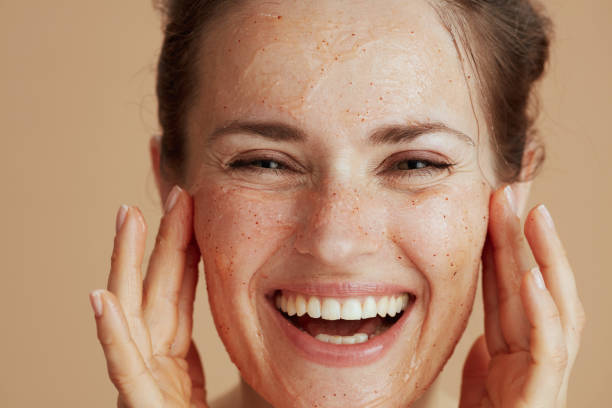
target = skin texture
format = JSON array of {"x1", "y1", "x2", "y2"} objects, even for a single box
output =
[
  {"x1": 90, "y1": 1, "x2": 585, "y2": 407},
  {"x1": 185, "y1": 0, "x2": 493, "y2": 406}
]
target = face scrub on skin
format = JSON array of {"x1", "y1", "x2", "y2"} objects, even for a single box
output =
[{"x1": 183, "y1": 0, "x2": 497, "y2": 406}]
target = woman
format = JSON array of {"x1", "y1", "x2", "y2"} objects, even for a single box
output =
[{"x1": 89, "y1": 0, "x2": 585, "y2": 406}]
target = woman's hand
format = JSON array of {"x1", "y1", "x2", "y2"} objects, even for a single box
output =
[
  {"x1": 459, "y1": 186, "x2": 585, "y2": 408},
  {"x1": 89, "y1": 186, "x2": 208, "y2": 408}
]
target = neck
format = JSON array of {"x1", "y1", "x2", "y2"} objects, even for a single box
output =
[{"x1": 236, "y1": 376, "x2": 452, "y2": 408}]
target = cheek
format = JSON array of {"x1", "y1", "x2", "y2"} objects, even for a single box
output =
[
  {"x1": 384, "y1": 182, "x2": 490, "y2": 378},
  {"x1": 192, "y1": 183, "x2": 299, "y2": 292},
  {"x1": 387, "y1": 182, "x2": 489, "y2": 291},
  {"x1": 191, "y1": 183, "x2": 303, "y2": 377}
]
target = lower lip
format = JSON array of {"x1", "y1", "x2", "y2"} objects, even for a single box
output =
[{"x1": 265, "y1": 296, "x2": 413, "y2": 367}]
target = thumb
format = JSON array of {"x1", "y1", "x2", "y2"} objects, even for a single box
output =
[{"x1": 459, "y1": 335, "x2": 490, "y2": 408}]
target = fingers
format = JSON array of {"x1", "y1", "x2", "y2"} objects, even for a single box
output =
[
  {"x1": 108, "y1": 205, "x2": 146, "y2": 320},
  {"x1": 459, "y1": 335, "x2": 490, "y2": 408},
  {"x1": 487, "y1": 186, "x2": 532, "y2": 352},
  {"x1": 94, "y1": 191, "x2": 205, "y2": 407},
  {"x1": 483, "y1": 187, "x2": 583, "y2": 406},
  {"x1": 143, "y1": 186, "x2": 195, "y2": 355},
  {"x1": 171, "y1": 242, "x2": 201, "y2": 357},
  {"x1": 520, "y1": 267, "x2": 566, "y2": 406},
  {"x1": 481, "y1": 237, "x2": 508, "y2": 356},
  {"x1": 524, "y1": 205, "x2": 585, "y2": 407},
  {"x1": 107, "y1": 205, "x2": 153, "y2": 360},
  {"x1": 90, "y1": 290, "x2": 163, "y2": 408},
  {"x1": 524, "y1": 205, "x2": 586, "y2": 341}
]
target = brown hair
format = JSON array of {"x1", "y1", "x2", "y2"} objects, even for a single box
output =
[
  {"x1": 154, "y1": 0, "x2": 551, "y2": 183},
  {"x1": 154, "y1": 0, "x2": 235, "y2": 182},
  {"x1": 431, "y1": 0, "x2": 551, "y2": 182}
]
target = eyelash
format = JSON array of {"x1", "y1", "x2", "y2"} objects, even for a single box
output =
[
  {"x1": 227, "y1": 156, "x2": 454, "y2": 180},
  {"x1": 382, "y1": 158, "x2": 454, "y2": 180},
  {"x1": 228, "y1": 158, "x2": 292, "y2": 176}
]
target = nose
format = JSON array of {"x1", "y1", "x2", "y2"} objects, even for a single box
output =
[{"x1": 294, "y1": 184, "x2": 385, "y2": 266}]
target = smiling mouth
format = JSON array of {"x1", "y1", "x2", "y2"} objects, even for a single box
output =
[{"x1": 272, "y1": 290, "x2": 416, "y2": 344}]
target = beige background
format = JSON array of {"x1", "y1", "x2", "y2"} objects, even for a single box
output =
[{"x1": 0, "y1": 1, "x2": 609, "y2": 406}]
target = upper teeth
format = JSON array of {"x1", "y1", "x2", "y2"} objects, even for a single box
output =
[{"x1": 275, "y1": 291, "x2": 410, "y2": 320}]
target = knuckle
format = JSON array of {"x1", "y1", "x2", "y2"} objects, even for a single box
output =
[
  {"x1": 159, "y1": 292, "x2": 180, "y2": 309},
  {"x1": 98, "y1": 331, "x2": 127, "y2": 349},
  {"x1": 565, "y1": 302, "x2": 587, "y2": 348},
  {"x1": 110, "y1": 234, "x2": 122, "y2": 262},
  {"x1": 109, "y1": 366, "x2": 148, "y2": 392},
  {"x1": 154, "y1": 232, "x2": 168, "y2": 248},
  {"x1": 128, "y1": 258, "x2": 143, "y2": 271},
  {"x1": 154, "y1": 230, "x2": 189, "y2": 260},
  {"x1": 544, "y1": 307, "x2": 562, "y2": 323},
  {"x1": 575, "y1": 302, "x2": 587, "y2": 332},
  {"x1": 98, "y1": 332, "x2": 117, "y2": 347},
  {"x1": 155, "y1": 233, "x2": 176, "y2": 253},
  {"x1": 156, "y1": 221, "x2": 189, "y2": 252},
  {"x1": 513, "y1": 234, "x2": 526, "y2": 250},
  {"x1": 110, "y1": 249, "x2": 119, "y2": 266},
  {"x1": 548, "y1": 344, "x2": 569, "y2": 370}
]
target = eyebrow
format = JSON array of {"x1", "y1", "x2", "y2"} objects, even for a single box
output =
[
  {"x1": 208, "y1": 120, "x2": 474, "y2": 146},
  {"x1": 369, "y1": 122, "x2": 475, "y2": 146}
]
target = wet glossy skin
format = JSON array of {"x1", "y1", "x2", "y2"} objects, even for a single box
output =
[{"x1": 183, "y1": 0, "x2": 497, "y2": 406}]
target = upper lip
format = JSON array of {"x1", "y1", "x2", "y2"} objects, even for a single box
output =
[{"x1": 263, "y1": 281, "x2": 417, "y2": 298}]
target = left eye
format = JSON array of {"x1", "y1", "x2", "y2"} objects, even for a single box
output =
[
  {"x1": 395, "y1": 160, "x2": 430, "y2": 170},
  {"x1": 392, "y1": 159, "x2": 451, "y2": 171},
  {"x1": 228, "y1": 158, "x2": 289, "y2": 171},
  {"x1": 246, "y1": 159, "x2": 283, "y2": 169},
  {"x1": 379, "y1": 155, "x2": 455, "y2": 186}
]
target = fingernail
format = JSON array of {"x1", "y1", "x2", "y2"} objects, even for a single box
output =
[
  {"x1": 537, "y1": 204, "x2": 556, "y2": 231},
  {"x1": 165, "y1": 185, "x2": 182, "y2": 213},
  {"x1": 89, "y1": 290, "x2": 104, "y2": 317},
  {"x1": 503, "y1": 185, "x2": 518, "y2": 216},
  {"x1": 116, "y1": 205, "x2": 129, "y2": 233},
  {"x1": 134, "y1": 207, "x2": 147, "y2": 232},
  {"x1": 530, "y1": 267, "x2": 546, "y2": 290}
]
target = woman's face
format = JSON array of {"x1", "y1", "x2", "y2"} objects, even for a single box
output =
[{"x1": 184, "y1": 0, "x2": 496, "y2": 406}]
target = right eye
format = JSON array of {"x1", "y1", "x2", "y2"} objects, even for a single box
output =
[
  {"x1": 228, "y1": 157, "x2": 291, "y2": 174},
  {"x1": 230, "y1": 158, "x2": 286, "y2": 170},
  {"x1": 225, "y1": 152, "x2": 306, "y2": 190}
]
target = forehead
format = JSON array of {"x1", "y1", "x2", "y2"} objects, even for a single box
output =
[{"x1": 196, "y1": 0, "x2": 482, "y2": 143}]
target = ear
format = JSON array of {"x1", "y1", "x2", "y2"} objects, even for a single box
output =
[
  {"x1": 508, "y1": 140, "x2": 542, "y2": 217},
  {"x1": 149, "y1": 136, "x2": 173, "y2": 207}
]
